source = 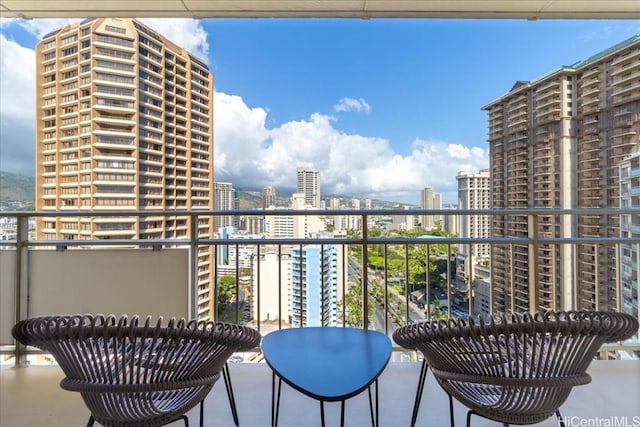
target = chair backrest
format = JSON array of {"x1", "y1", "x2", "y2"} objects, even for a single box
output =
[
  {"x1": 12, "y1": 314, "x2": 262, "y2": 426},
  {"x1": 395, "y1": 310, "x2": 637, "y2": 383}
]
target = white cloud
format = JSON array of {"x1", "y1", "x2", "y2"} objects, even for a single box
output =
[
  {"x1": 0, "y1": 34, "x2": 36, "y2": 175},
  {"x1": 16, "y1": 18, "x2": 83, "y2": 39},
  {"x1": 333, "y1": 97, "x2": 372, "y2": 113},
  {"x1": 139, "y1": 19, "x2": 209, "y2": 61},
  {"x1": 0, "y1": 20, "x2": 488, "y2": 205},
  {"x1": 214, "y1": 93, "x2": 488, "y2": 204}
]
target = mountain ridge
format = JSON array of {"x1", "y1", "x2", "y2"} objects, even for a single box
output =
[{"x1": 0, "y1": 171, "x2": 410, "y2": 210}]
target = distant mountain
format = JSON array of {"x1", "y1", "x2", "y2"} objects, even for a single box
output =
[
  {"x1": 236, "y1": 190, "x2": 262, "y2": 209},
  {"x1": 0, "y1": 171, "x2": 410, "y2": 211},
  {"x1": 0, "y1": 172, "x2": 35, "y2": 208}
]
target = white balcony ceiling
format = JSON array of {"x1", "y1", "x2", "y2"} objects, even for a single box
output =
[{"x1": 1, "y1": 0, "x2": 639, "y2": 19}]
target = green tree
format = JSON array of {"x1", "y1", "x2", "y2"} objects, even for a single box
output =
[
  {"x1": 341, "y1": 278, "x2": 375, "y2": 327},
  {"x1": 218, "y1": 276, "x2": 236, "y2": 305},
  {"x1": 430, "y1": 299, "x2": 448, "y2": 320}
]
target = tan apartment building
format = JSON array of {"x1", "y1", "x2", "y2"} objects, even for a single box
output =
[
  {"x1": 35, "y1": 18, "x2": 215, "y2": 319},
  {"x1": 484, "y1": 35, "x2": 640, "y2": 314},
  {"x1": 420, "y1": 187, "x2": 443, "y2": 230},
  {"x1": 456, "y1": 169, "x2": 491, "y2": 281},
  {"x1": 296, "y1": 166, "x2": 321, "y2": 209},
  {"x1": 214, "y1": 181, "x2": 238, "y2": 230}
]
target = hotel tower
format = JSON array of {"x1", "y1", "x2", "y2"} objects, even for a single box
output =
[
  {"x1": 35, "y1": 18, "x2": 215, "y2": 319},
  {"x1": 484, "y1": 35, "x2": 640, "y2": 314},
  {"x1": 296, "y1": 167, "x2": 320, "y2": 208}
]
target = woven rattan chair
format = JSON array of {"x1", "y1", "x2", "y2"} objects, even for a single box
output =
[
  {"x1": 393, "y1": 310, "x2": 638, "y2": 427},
  {"x1": 12, "y1": 314, "x2": 262, "y2": 427}
]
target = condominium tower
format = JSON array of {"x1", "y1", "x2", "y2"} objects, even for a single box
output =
[
  {"x1": 484, "y1": 35, "x2": 640, "y2": 313},
  {"x1": 456, "y1": 169, "x2": 491, "y2": 280},
  {"x1": 261, "y1": 185, "x2": 277, "y2": 209},
  {"x1": 35, "y1": 18, "x2": 215, "y2": 318},
  {"x1": 620, "y1": 153, "x2": 639, "y2": 322},
  {"x1": 214, "y1": 181, "x2": 238, "y2": 229},
  {"x1": 420, "y1": 187, "x2": 443, "y2": 229},
  {"x1": 296, "y1": 167, "x2": 320, "y2": 208},
  {"x1": 290, "y1": 245, "x2": 339, "y2": 327}
]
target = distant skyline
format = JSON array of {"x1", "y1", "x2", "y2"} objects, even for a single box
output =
[{"x1": 1, "y1": 18, "x2": 639, "y2": 204}]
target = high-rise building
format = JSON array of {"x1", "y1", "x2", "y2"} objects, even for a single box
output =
[
  {"x1": 251, "y1": 247, "x2": 292, "y2": 325},
  {"x1": 484, "y1": 35, "x2": 640, "y2": 314},
  {"x1": 264, "y1": 208, "x2": 295, "y2": 238},
  {"x1": 620, "y1": 152, "x2": 639, "y2": 324},
  {"x1": 420, "y1": 187, "x2": 443, "y2": 229},
  {"x1": 291, "y1": 193, "x2": 325, "y2": 238},
  {"x1": 261, "y1": 185, "x2": 277, "y2": 209},
  {"x1": 290, "y1": 245, "x2": 339, "y2": 327},
  {"x1": 214, "y1": 182, "x2": 238, "y2": 229},
  {"x1": 296, "y1": 167, "x2": 320, "y2": 208},
  {"x1": 457, "y1": 169, "x2": 491, "y2": 281},
  {"x1": 34, "y1": 18, "x2": 215, "y2": 319}
]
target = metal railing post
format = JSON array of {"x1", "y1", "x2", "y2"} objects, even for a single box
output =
[
  {"x1": 189, "y1": 214, "x2": 198, "y2": 320},
  {"x1": 14, "y1": 215, "x2": 29, "y2": 367},
  {"x1": 528, "y1": 213, "x2": 540, "y2": 313},
  {"x1": 362, "y1": 214, "x2": 369, "y2": 330}
]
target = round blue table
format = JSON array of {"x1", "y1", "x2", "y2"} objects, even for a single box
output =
[{"x1": 261, "y1": 327, "x2": 392, "y2": 427}]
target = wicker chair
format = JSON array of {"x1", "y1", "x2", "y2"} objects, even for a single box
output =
[
  {"x1": 393, "y1": 310, "x2": 638, "y2": 427},
  {"x1": 12, "y1": 314, "x2": 262, "y2": 427}
]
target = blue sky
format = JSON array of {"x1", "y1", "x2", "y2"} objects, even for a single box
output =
[{"x1": 1, "y1": 18, "x2": 639, "y2": 204}]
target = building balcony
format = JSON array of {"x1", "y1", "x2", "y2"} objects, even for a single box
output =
[
  {"x1": 611, "y1": 50, "x2": 640, "y2": 66},
  {"x1": 582, "y1": 86, "x2": 601, "y2": 97},
  {"x1": 1, "y1": 208, "x2": 638, "y2": 426},
  {"x1": 1, "y1": 359, "x2": 638, "y2": 427},
  {"x1": 581, "y1": 67, "x2": 601, "y2": 79},
  {"x1": 612, "y1": 81, "x2": 640, "y2": 96},
  {"x1": 535, "y1": 89, "x2": 561, "y2": 103}
]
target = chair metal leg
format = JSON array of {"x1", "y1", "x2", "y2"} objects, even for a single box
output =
[
  {"x1": 340, "y1": 401, "x2": 345, "y2": 427},
  {"x1": 86, "y1": 415, "x2": 95, "y2": 427},
  {"x1": 319, "y1": 401, "x2": 325, "y2": 427},
  {"x1": 410, "y1": 359, "x2": 428, "y2": 427},
  {"x1": 199, "y1": 399, "x2": 204, "y2": 427},
  {"x1": 223, "y1": 362, "x2": 240, "y2": 426},
  {"x1": 556, "y1": 409, "x2": 565, "y2": 427}
]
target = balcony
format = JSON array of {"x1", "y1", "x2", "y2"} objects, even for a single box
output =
[
  {"x1": 1, "y1": 359, "x2": 638, "y2": 426},
  {"x1": 1, "y1": 208, "x2": 639, "y2": 426}
]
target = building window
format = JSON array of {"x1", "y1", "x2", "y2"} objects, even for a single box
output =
[
  {"x1": 105, "y1": 25, "x2": 127, "y2": 34},
  {"x1": 62, "y1": 46, "x2": 78, "y2": 57}
]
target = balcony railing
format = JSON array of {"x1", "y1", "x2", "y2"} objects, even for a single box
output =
[{"x1": 1, "y1": 207, "x2": 639, "y2": 364}]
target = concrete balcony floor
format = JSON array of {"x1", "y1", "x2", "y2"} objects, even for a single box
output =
[{"x1": 1, "y1": 360, "x2": 639, "y2": 427}]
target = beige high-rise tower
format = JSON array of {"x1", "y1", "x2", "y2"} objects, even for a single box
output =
[
  {"x1": 457, "y1": 169, "x2": 491, "y2": 280},
  {"x1": 296, "y1": 167, "x2": 320, "y2": 208},
  {"x1": 34, "y1": 18, "x2": 215, "y2": 319},
  {"x1": 484, "y1": 35, "x2": 640, "y2": 314},
  {"x1": 262, "y1": 185, "x2": 277, "y2": 209},
  {"x1": 420, "y1": 187, "x2": 443, "y2": 229}
]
